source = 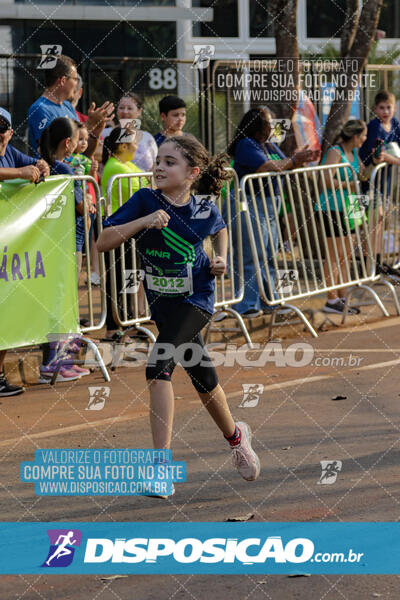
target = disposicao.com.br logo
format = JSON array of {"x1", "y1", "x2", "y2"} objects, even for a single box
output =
[
  {"x1": 36, "y1": 529, "x2": 364, "y2": 572},
  {"x1": 82, "y1": 536, "x2": 362, "y2": 565}
]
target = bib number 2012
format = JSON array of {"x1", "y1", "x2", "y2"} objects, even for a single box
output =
[{"x1": 152, "y1": 276, "x2": 183, "y2": 289}]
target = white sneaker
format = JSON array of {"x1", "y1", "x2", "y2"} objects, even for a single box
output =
[
  {"x1": 230, "y1": 422, "x2": 260, "y2": 481},
  {"x1": 213, "y1": 311, "x2": 228, "y2": 322},
  {"x1": 90, "y1": 272, "x2": 101, "y2": 286}
]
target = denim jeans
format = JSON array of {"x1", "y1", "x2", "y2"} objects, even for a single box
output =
[{"x1": 224, "y1": 188, "x2": 278, "y2": 314}]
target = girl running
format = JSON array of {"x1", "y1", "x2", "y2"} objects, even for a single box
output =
[{"x1": 97, "y1": 135, "x2": 261, "y2": 489}]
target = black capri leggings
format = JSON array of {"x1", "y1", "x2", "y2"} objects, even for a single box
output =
[{"x1": 145, "y1": 302, "x2": 219, "y2": 394}]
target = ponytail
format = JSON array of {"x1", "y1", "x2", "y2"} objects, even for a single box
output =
[
  {"x1": 333, "y1": 118, "x2": 366, "y2": 146},
  {"x1": 102, "y1": 126, "x2": 124, "y2": 165},
  {"x1": 162, "y1": 135, "x2": 230, "y2": 196},
  {"x1": 196, "y1": 153, "x2": 230, "y2": 195},
  {"x1": 39, "y1": 117, "x2": 78, "y2": 165}
]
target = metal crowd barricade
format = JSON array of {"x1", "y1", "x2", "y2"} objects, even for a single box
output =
[
  {"x1": 50, "y1": 175, "x2": 110, "y2": 384},
  {"x1": 204, "y1": 167, "x2": 252, "y2": 346},
  {"x1": 367, "y1": 162, "x2": 400, "y2": 314},
  {"x1": 106, "y1": 172, "x2": 157, "y2": 345},
  {"x1": 241, "y1": 163, "x2": 389, "y2": 340}
]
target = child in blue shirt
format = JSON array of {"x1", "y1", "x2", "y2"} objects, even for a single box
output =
[
  {"x1": 154, "y1": 96, "x2": 186, "y2": 146},
  {"x1": 98, "y1": 134, "x2": 261, "y2": 492},
  {"x1": 359, "y1": 90, "x2": 400, "y2": 276},
  {"x1": 360, "y1": 90, "x2": 400, "y2": 168},
  {"x1": 38, "y1": 117, "x2": 91, "y2": 383}
]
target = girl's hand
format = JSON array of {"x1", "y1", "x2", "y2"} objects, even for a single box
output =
[
  {"x1": 90, "y1": 159, "x2": 98, "y2": 177},
  {"x1": 373, "y1": 150, "x2": 385, "y2": 164},
  {"x1": 144, "y1": 210, "x2": 170, "y2": 229},
  {"x1": 293, "y1": 148, "x2": 316, "y2": 166},
  {"x1": 35, "y1": 159, "x2": 50, "y2": 177},
  {"x1": 349, "y1": 181, "x2": 357, "y2": 192},
  {"x1": 210, "y1": 255, "x2": 226, "y2": 276}
]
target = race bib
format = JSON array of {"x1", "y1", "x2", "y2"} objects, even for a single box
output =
[{"x1": 145, "y1": 264, "x2": 193, "y2": 297}]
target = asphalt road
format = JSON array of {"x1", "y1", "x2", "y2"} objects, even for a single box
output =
[{"x1": 1, "y1": 317, "x2": 400, "y2": 599}]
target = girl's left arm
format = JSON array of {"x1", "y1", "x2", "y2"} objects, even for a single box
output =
[{"x1": 210, "y1": 227, "x2": 228, "y2": 275}]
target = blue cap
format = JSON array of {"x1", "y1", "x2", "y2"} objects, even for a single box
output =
[{"x1": 0, "y1": 108, "x2": 11, "y2": 127}]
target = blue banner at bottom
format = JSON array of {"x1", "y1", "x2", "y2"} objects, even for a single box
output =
[{"x1": 0, "y1": 522, "x2": 398, "y2": 574}]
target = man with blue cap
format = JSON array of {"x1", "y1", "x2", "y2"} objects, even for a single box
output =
[
  {"x1": 0, "y1": 107, "x2": 50, "y2": 397},
  {"x1": 0, "y1": 108, "x2": 49, "y2": 182}
]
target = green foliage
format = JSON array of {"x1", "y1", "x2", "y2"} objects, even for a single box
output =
[{"x1": 301, "y1": 44, "x2": 340, "y2": 61}]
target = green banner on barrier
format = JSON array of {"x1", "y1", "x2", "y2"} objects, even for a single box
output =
[{"x1": 0, "y1": 175, "x2": 79, "y2": 351}]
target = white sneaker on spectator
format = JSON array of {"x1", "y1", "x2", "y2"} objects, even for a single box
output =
[
  {"x1": 90, "y1": 272, "x2": 101, "y2": 286},
  {"x1": 231, "y1": 422, "x2": 260, "y2": 481},
  {"x1": 213, "y1": 311, "x2": 228, "y2": 322}
]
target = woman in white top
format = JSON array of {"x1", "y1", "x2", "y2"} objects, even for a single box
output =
[{"x1": 102, "y1": 92, "x2": 157, "y2": 172}]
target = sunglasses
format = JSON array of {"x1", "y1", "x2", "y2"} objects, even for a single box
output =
[{"x1": 0, "y1": 123, "x2": 11, "y2": 134}]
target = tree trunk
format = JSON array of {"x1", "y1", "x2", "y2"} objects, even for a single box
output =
[
  {"x1": 321, "y1": 0, "x2": 384, "y2": 157},
  {"x1": 341, "y1": 0, "x2": 359, "y2": 57},
  {"x1": 269, "y1": 0, "x2": 299, "y2": 156}
]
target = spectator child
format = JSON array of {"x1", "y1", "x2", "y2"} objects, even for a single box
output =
[
  {"x1": 103, "y1": 93, "x2": 157, "y2": 172},
  {"x1": 65, "y1": 122, "x2": 100, "y2": 286},
  {"x1": 317, "y1": 119, "x2": 367, "y2": 315},
  {"x1": 38, "y1": 117, "x2": 91, "y2": 382},
  {"x1": 360, "y1": 90, "x2": 400, "y2": 169},
  {"x1": 101, "y1": 126, "x2": 146, "y2": 340},
  {"x1": 154, "y1": 95, "x2": 186, "y2": 147},
  {"x1": 359, "y1": 90, "x2": 400, "y2": 275}
]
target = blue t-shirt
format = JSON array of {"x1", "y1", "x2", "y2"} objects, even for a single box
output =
[
  {"x1": 50, "y1": 161, "x2": 84, "y2": 250},
  {"x1": 0, "y1": 144, "x2": 37, "y2": 169},
  {"x1": 28, "y1": 97, "x2": 77, "y2": 155},
  {"x1": 49, "y1": 160, "x2": 83, "y2": 206},
  {"x1": 359, "y1": 117, "x2": 400, "y2": 166},
  {"x1": 103, "y1": 188, "x2": 226, "y2": 319},
  {"x1": 233, "y1": 138, "x2": 285, "y2": 182},
  {"x1": 233, "y1": 137, "x2": 285, "y2": 205},
  {"x1": 154, "y1": 132, "x2": 166, "y2": 147}
]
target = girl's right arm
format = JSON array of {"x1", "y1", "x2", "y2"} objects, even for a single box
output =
[{"x1": 97, "y1": 209, "x2": 170, "y2": 252}]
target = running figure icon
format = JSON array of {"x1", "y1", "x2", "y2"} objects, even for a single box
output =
[{"x1": 45, "y1": 531, "x2": 77, "y2": 566}]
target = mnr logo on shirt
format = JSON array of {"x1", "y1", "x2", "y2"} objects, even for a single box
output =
[{"x1": 161, "y1": 227, "x2": 195, "y2": 264}]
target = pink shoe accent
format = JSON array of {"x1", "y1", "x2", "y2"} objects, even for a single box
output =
[{"x1": 70, "y1": 365, "x2": 90, "y2": 376}]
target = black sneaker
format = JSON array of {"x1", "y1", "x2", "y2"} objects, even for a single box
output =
[
  {"x1": 241, "y1": 309, "x2": 262, "y2": 319},
  {"x1": 382, "y1": 262, "x2": 400, "y2": 277},
  {"x1": 339, "y1": 298, "x2": 361, "y2": 314},
  {"x1": 323, "y1": 300, "x2": 360, "y2": 315},
  {"x1": 0, "y1": 372, "x2": 25, "y2": 397},
  {"x1": 322, "y1": 300, "x2": 345, "y2": 314}
]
